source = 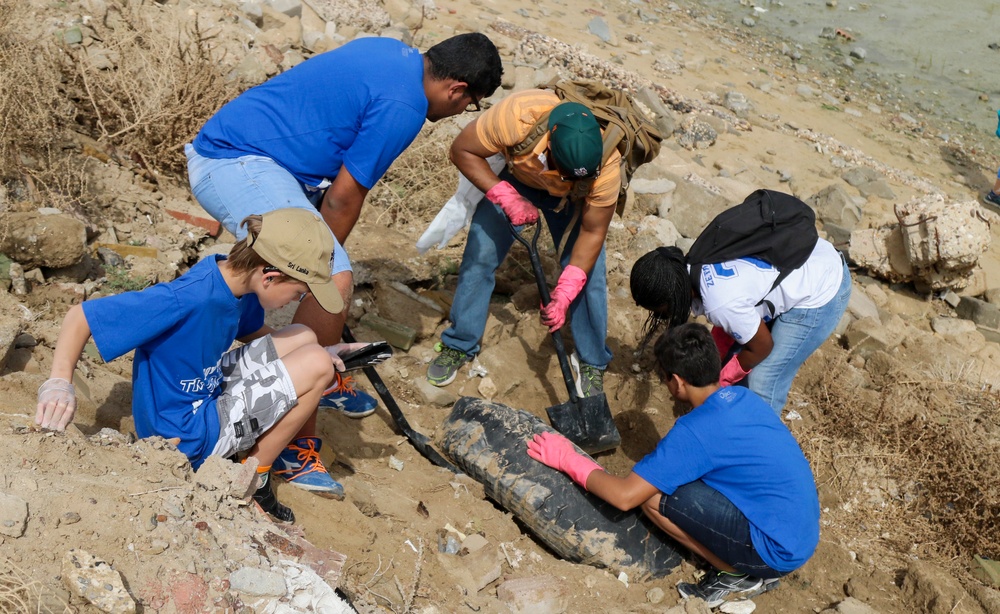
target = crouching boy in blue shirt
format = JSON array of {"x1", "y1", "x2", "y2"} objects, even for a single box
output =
[
  {"x1": 528, "y1": 323, "x2": 820, "y2": 608},
  {"x1": 36, "y1": 209, "x2": 367, "y2": 523}
]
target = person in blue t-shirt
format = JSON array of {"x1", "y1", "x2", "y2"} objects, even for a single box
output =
[
  {"x1": 35, "y1": 209, "x2": 373, "y2": 524},
  {"x1": 528, "y1": 323, "x2": 819, "y2": 609},
  {"x1": 186, "y1": 33, "x2": 502, "y2": 495}
]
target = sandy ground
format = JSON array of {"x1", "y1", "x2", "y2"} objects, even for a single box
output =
[{"x1": 1, "y1": 0, "x2": 999, "y2": 612}]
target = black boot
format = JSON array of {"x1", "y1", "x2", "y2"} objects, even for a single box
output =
[{"x1": 252, "y1": 472, "x2": 295, "y2": 523}]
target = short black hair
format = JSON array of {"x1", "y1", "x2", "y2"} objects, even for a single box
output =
[
  {"x1": 425, "y1": 33, "x2": 503, "y2": 99},
  {"x1": 653, "y1": 323, "x2": 720, "y2": 388},
  {"x1": 630, "y1": 247, "x2": 693, "y2": 346}
]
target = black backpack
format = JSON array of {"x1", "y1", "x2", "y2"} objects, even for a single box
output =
[{"x1": 687, "y1": 189, "x2": 819, "y2": 300}]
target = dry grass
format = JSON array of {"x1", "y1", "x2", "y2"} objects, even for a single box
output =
[
  {"x1": 63, "y1": 3, "x2": 241, "y2": 175},
  {"x1": 365, "y1": 130, "x2": 457, "y2": 229},
  {"x1": 0, "y1": 557, "x2": 68, "y2": 613},
  {"x1": 799, "y1": 351, "x2": 1000, "y2": 572}
]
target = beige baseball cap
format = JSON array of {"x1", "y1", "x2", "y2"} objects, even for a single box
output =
[{"x1": 252, "y1": 209, "x2": 344, "y2": 314}]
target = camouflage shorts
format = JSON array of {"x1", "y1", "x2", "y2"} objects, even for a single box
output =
[{"x1": 210, "y1": 335, "x2": 297, "y2": 458}]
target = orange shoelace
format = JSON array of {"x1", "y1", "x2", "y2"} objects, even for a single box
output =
[
  {"x1": 323, "y1": 371, "x2": 358, "y2": 397},
  {"x1": 278, "y1": 440, "x2": 328, "y2": 479}
]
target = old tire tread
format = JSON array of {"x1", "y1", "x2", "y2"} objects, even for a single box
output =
[{"x1": 439, "y1": 397, "x2": 681, "y2": 579}]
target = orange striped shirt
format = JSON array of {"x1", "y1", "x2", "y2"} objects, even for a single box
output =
[{"x1": 475, "y1": 89, "x2": 621, "y2": 208}]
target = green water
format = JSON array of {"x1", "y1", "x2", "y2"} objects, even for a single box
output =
[{"x1": 681, "y1": 0, "x2": 1000, "y2": 147}]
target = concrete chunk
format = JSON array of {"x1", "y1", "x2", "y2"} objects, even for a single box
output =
[{"x1": 374, "y1": 281, "x2": 445, "y2": 340}]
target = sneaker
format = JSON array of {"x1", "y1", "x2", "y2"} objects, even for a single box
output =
[
  {"x1": 677, "y1": 570, "x2": 779, "y2": 608},
  {"x1": 985, "y1": 191, "x2": 1000, "y2": 207},
  {"x1": 251, "y1": 471, "x2": 295, "y2": 523},
  {"x1": 274, "y1": 437, "x2": 346, "y2": 500},
  {"x1": 319, "y1": 372, "x2": 377, "y2": 418},
  {"x1": 570, "y1": 352, "x2": 604, "y2": 398},
  {"x1": 426, "y1": 344, "x2": 470, "y2": 387}
]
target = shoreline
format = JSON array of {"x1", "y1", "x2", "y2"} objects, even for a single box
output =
[{"x1": 676, "y1": 0, "x2": 1000, "y2": 188}]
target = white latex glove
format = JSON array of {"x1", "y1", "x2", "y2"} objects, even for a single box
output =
[{"x1": 36, "y1": 377, "x2": 77, "y2": 431}]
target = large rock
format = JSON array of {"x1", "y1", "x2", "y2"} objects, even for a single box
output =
[
  {"x1": 374, "y1": 281, "x2": 445, "y2": 340},
  {"x1": 0, "y1": 212, "x2": 87, "y2": 269},
  {"x1": 661, "y1": 172, "x2": 730, "y2": 238},
  {"x1": 0, "y1": 289, "x2": 24, "y2": 373},
  {"x1": 0, "y1": 491, "x2": 27, "y2": 537},
  {"x1": 809, "y1": 184, "x2": 863, "y2": 230},
  {"x1": 896, "y1": 195, "x2": 990, "y2": 274},
  {"x1": 900, "y1": 560, "x2": 976, "y2": 614}
]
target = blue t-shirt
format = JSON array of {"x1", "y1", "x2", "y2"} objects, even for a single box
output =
[
  {"x1": 83, "y1": 256, "x2": 265, "y2": 468},
  {"x1": 192, "y1": 37, "x2": 428, "y2": 190},
  {"x1": 633, "y1": 387, "x2": 819, "y2": 572}
]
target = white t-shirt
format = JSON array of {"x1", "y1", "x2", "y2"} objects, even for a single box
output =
[{"x1": 691, "y1": 239, "x2": 844, "y2": 344}]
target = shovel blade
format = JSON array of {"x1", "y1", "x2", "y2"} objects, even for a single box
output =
[{"x1": 546, "y1": 394, "x2": 621, "y2": 455}]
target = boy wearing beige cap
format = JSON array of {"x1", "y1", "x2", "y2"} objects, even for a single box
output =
[{"x1": 36, "y1": 209, "x2": 364, "y2": 522}]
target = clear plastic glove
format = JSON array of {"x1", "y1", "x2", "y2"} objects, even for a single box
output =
[
  {"x1": 540, "y1": 265, "x2": 587, "y2": 332},
  {"x1": 527, "y1": 431, "x2": 603, "y2": 489},
  {"x1": 485, "y1": 181, "x2": 539, "y2": 225},
  {"x1": 324, "y1": 343, "x2": 370, "y2": 372},
  {"x1": 719, "y1": 354, "x2": 751, "y2": 387},
  {"x1": 711, "y1": 326, "x2": 736, "y2": 358},
  {"x1": 35, "y1": 377, "x2": 76, "y2": 432}
]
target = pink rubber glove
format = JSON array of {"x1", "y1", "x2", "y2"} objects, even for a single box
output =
[
  {"x1": 540, "y1": 265, "x2": 587, "y2": 332},
  {"x1": 527, "y1": 431, "x2": 603, "y2": 489},
  {"x1": 711, "y1": 326, "x2": 736, "y2": 358},
  {"x1": 485, "y1": 180, "x2": 539, "y2": 225},
  {"x1": 719, "y1": 354, "x2": 751, "y2": 387}
]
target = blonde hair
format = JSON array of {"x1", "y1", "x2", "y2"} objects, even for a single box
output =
[{"x1": 227, "y1": 215, "x2": 292, "y2": 281}]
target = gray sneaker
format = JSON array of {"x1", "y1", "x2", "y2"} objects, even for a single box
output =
[
  {"x1": 427, "y1": 345, "x2": 470, "y2": 387},
  {"x1": 677, "y1": 570, "x2": 779, "y2": 608},
  {"x1": 570, "y1": 352, "x2": 605, "y2": 398}
]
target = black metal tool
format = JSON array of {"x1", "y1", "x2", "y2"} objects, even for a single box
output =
[
  {"x1": 342, "y1": 325, "x2": 458, "y2": 472},
  {"x1": 509, "y1": 221, "x2": 620, "y2": 454}
]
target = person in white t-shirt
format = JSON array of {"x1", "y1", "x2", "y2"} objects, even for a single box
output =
[{"x1": 629, "y1": 238, "x2": 851, "y2": 414}]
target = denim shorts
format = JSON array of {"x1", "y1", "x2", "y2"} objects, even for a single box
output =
[
  {"x1": 660, "y1": 480, "x2": 783, "y2": 579},
  {"x1": 211, "y1": 335, "x2": 298, "y2": 458},
  {"x1": 185, "y1": 143, "x2": 351, "y2": 275}
]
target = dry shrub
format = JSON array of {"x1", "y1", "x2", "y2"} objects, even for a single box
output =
[
  {"x1": 0, "y1": 2, "x2": 74, "y2": 178},
  {"x1": 365, "y1": 130, "x2": 457, "y2": 229},
  {"x1": 801, "y1": 351, "x2": 1000, "y2": 570},
  {"x1": 65, "y1": 2, "x2": 241, "y2": 175}
]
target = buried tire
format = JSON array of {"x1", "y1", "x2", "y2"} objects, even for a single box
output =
[{"x1": 438, "y1": 396, "x2": 682, "y2": 579}]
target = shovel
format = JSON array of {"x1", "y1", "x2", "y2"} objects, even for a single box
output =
[
  {"x1": 509, "y1": 221, "x2": 621, "y2": 454},
  {"x1": 342, "y1": 325, "x2": 458, "y2": 473}
]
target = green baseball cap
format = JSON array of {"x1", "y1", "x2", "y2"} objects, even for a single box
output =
[{"x1": 548, "y1": 102, "x2": 602, "y2": 179}]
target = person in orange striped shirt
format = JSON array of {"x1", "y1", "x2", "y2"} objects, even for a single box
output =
[{"x1": 427, "y1": 89, "x2": 620, "y2": 397}]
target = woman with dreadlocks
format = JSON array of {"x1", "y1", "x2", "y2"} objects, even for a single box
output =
[{"x1": 629, "y1": 241, "x2": 851, "y2": 415}]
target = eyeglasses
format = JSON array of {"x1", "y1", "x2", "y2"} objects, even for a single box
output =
[
  {"x1": 465, "y1": 95, "x2": 482, "y2": 113},
  {"x1": 558, "y1": 167, "x2": 600, "y2": 183}
]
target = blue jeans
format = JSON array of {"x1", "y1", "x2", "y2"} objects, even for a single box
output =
[
  {"x1": 185, "y1": 144, "x2": 351, "y2": 275},
  {"x1": 440, "y1": 173, "x2": 612, "y2": 369},
  {"x1": 659, "y1": 480, "x2": 782, "y2": 579},
  {"x1": 748, "y1": 259, "x2": 852, "y2": 413}
]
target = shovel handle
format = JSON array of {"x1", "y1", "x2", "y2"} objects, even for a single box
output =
[
  {"x1": 508, "y1": 222, "x2": 581, "y2": 403},
  {"x1": 342, "y1": 325, "x2": 458, "y2": 473}
]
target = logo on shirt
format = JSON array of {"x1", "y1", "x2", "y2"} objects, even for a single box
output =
[{"x1": 719, "y1": 389, "x2": 736, "y2": 402}]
